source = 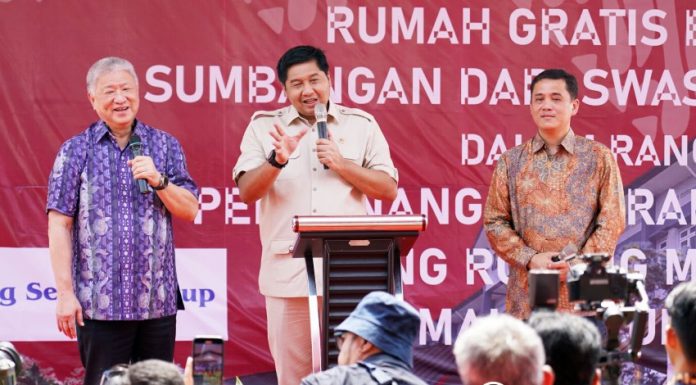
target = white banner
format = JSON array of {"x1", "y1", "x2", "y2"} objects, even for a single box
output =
[{"x1": 0, "y1": 247, "x2": 228, "y2": 341}]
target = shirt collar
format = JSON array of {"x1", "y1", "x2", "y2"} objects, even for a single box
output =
[
  {"x1": 281, "y1": 105, "x2": 302, "y2": 127},
  {"x1": 363, "y1": 352, "x2": 411, "y2": 370},
  {"x1": 93, "y1": 119, "x2": 142, "y2": 143},
  {"x1": 532, "y1": 128, "x2": 576, "y2": 155},
  {"x1": 326, "y1": 101, "x2": 341, "y2": 124}
]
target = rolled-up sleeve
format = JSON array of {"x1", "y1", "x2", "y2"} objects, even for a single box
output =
[
  {"x1": 364, "y1": 120, "x2": 398, "y2": 182},
  {"x1": 233, "y1": 120, "x2": 267, "y2": 184}
]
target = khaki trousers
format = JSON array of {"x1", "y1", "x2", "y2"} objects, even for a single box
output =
[{"x1": 265, "y1": 296, "x2": 323, "y2": 385}]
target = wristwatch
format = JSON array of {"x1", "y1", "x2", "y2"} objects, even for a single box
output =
[
  {"x1": 267, "y1": 149, "x2": 288, "y2": 169},
  {"x1": 153, "y1": 173, "x2": 169, "y2": 191}
]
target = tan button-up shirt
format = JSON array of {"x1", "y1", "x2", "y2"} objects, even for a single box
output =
[
  {"x1": 234, "y1": 103, "x2": 398, "y2": 297},
  {"x1": 484, "y1": 129, "x2": 625, "y2": 319}
]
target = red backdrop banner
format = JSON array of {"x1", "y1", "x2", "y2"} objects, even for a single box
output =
[{"x1": 1, "y1": 1, "x2": 695, "y2": 384}]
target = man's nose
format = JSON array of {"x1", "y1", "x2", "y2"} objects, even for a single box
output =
[
  {"x1": 113, "y1": 91, "x2": 127, "y2": 103},
  {"x1": 301, "y1": 82, "x2": 314, "y2": 95}
]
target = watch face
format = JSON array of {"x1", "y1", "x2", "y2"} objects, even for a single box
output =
[{"x1": 154, "y1": 173, "x2": 169, "y2": 190}]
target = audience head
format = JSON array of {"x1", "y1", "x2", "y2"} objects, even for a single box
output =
[
  {"x1": 666, "y1": 281, "x2": 696, "y2": 372},
  {"x1": 127, "y1": 359, "x2": 184, "y2": 385},
  {"x1": 334, "y1": 291, "x2": 420, "y2": 367},
  {"x1": 453, "y1": 313, "x2": 554, "y2": 385},
  {"x1": 528, "y1": 311, "x2": 602, "y2": 385}
]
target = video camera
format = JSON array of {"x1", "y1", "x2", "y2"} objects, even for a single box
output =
[
  {"x1": 529, "y1": 253, "x2": 650, "y2": 385},
  {"x1": 0, "y1": 342, "x2": 22, "y2": 385}
]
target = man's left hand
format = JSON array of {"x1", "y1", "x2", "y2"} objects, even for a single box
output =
[
  {"x1": 128, "y1": 156, "x2": 160, "y2": 187},
  {"x1": 316, "y1": 131, "x2": 346, "y2": 171},
  {"x1": 547, "y1": 260, "x2": 570, "y2": 282}
]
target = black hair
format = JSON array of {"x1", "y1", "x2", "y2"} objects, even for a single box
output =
[
  {"x1": 666, "y1": 281, "x2": 696, "y2": 362},
  {"x1": 276, "y1": 45, "x2": 329, "y2": 85},
  {"x1": 530, "y1": 69, "x2": 579, "y2": 100},
  {"x1": 528, "y1": 311, "x2": 601, "y2": 385}
]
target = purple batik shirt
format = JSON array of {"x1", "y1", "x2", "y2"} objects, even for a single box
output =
[{"x1": 46, "y1": 120, "x2": 198, "y2": 321}]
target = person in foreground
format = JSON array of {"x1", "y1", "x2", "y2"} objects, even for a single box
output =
[
  {"x1": 665, "y1": 281, "x2": 696, "y2": 385},
  {"x1": 301, "y1": 291, "x2": 426, "y2": 385},
  {"x1": 453, "y1": 313, "x2": 554, "y2": 385},
  {"x1": 127, "y1": 359, "x2": 185, "y2": 385},
  {"x1": 47, "y1": 56, "x2": 199, "y2": 385},
  {"x1": 483, "y1": 69, "x2": 626, "y2": 319},
  {"x1": 233, "y1": 45, "x2": 398, "y2": 384},
  {"x1": 528, "y1": 311, "x2": 602, "y2": 385}
]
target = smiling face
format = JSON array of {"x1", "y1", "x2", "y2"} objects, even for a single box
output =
[
  {"x1": 283, "y1": 60, "x2": 330, "y2": 123},
  {"x1": 89, "y1": 70, "x2": 139, "y2": 131},
  {"x1": 530, "y1": 78, "x2": 579, "y2": 137}
]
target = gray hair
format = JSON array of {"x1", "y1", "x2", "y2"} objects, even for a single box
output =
[
  {"x1": 86, "y1": 56, "x2": 138, "y2": 95},
  {"x1": 127, "y1": 359, "x2": 184, "y2": 385},
  {"x1": 453, "y1": 314, "x2": 546, "y2": 385}
]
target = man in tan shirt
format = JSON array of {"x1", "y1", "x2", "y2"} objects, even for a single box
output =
[
  {"x1": 483, "y1": 69, "x2": 625, "y2": 319},
  {"x1": 233, "y1": 45, "x2": 398, "y2": 385}
]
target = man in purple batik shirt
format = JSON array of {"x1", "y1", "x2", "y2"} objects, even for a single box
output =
[{"x1": 46, "y1": 57, "x2": 199, "y2": 385}]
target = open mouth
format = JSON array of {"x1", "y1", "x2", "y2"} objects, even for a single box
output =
[
  {"x1": 114, "y1": 106, "x2": 129, "y2": 112},
  {"x1": 303, "y1": 98, "x2": 318, "y2": 107}
]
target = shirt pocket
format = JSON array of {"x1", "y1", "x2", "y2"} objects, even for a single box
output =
[
  {"x1": 269, "y1": 239, "x2": 296, "y2": 256},
  {"x1": 335, "y1": 136, "x2": 364, "y2": 166}
]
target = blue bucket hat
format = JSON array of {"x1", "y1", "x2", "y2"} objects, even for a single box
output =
[{"x1": 334, "y1": 291, "x2": 420, "y2": 367}]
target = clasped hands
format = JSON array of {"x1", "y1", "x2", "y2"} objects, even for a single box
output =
[{"x1": 528, "y1": 251, "x2": 571, "y2": 281}]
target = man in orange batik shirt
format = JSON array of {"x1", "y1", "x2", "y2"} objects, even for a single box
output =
[{"x1": 484, "y1": 69, "x2": 625, "y2": 319}]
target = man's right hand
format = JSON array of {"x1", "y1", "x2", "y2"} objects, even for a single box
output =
[
  {"x1": 269, "y1": 122, "x2": 308, "y2": 164},
  {"x1": 527, "y1": 251, "x2": 559, "y2": 270},
  {"x1": 56, "y1": 292, "x2": 84, "y2": 339}
]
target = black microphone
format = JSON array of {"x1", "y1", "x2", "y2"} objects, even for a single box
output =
[
  {"x1": 128, "y1": 134, "x2": 150, "y2": 194},
  {"x1": 314, "y1": 103, "x2": 329, "y2": 170},
  {"x1": 551, "y1": 243, "x2": 578, "y2": 263}
]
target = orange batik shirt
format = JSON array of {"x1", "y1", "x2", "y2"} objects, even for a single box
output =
[{"x1": 484, "y1": 129, "x2": 626, "y2": 319}]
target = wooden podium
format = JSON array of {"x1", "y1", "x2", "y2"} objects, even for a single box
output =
[{"x1": 291, "y1": 214, "x2": 427, "y2": 372}]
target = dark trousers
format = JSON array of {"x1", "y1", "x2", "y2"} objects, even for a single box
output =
[{"x1": 76, "y1": 315, "x2": 177, "y2": 385}]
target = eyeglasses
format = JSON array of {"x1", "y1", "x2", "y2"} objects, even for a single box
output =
[{"x1": 99, "y1": 364, "x2": 129, "y2": 385}]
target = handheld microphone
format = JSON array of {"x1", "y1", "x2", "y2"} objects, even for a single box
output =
[
  {"x1": 315, "y1": 103, "x2": 328, "y2": 139},
  {"x1": 314, "y1": 103, "x2": 329, "y2": 170},
  {"x1": 128, "y1": 134, "x2": 150, "y2": 194},
  {"x1": 552, "y1": 243, "x2": 578, "y2": 263}
]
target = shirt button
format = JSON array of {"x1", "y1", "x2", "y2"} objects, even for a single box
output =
[
  {"x1": 312, "y1": 128, "x2": 316, "y2": 132},
  {"x1": 313, "y1": 209, "x2": 317, "y2": 213},
  {"x1": 313, "y1": 168, "x2": 317, "y2": 172},
  {"x1": 313, "y1": 187, "x2": 317, "y2": 191},
  {"x1": 312, "y1": 148, "x2": 316, "y2": 152}
]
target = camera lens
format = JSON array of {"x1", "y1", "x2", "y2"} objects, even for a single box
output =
[{"x1": 0, "y1": 342, "x2": 22, "y2": 385}]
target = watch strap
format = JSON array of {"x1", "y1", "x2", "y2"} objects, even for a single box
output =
[
  {"x1": 153, "y1": 173, "x2": 169, "y2": 190},
  {"x1": 267, "y1": 149, "x2": 288, "y2": 169}
]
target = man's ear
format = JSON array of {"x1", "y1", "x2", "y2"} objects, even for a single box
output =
[
  {"x1": 88, "y1": 92, "x2": 96, "y2": 110},
  {"x1": 542, "y1": 364, "x2": 555, "y2": 385},
  {"x1": 591, "y1": 368, "x2": 601, "y2": 385},
  {"x1": 666, "y1": 325, "x2": 678, "y2": 349},
  {"x1": 358, "y1": 337, "x2": 373, "y2": 354}
]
